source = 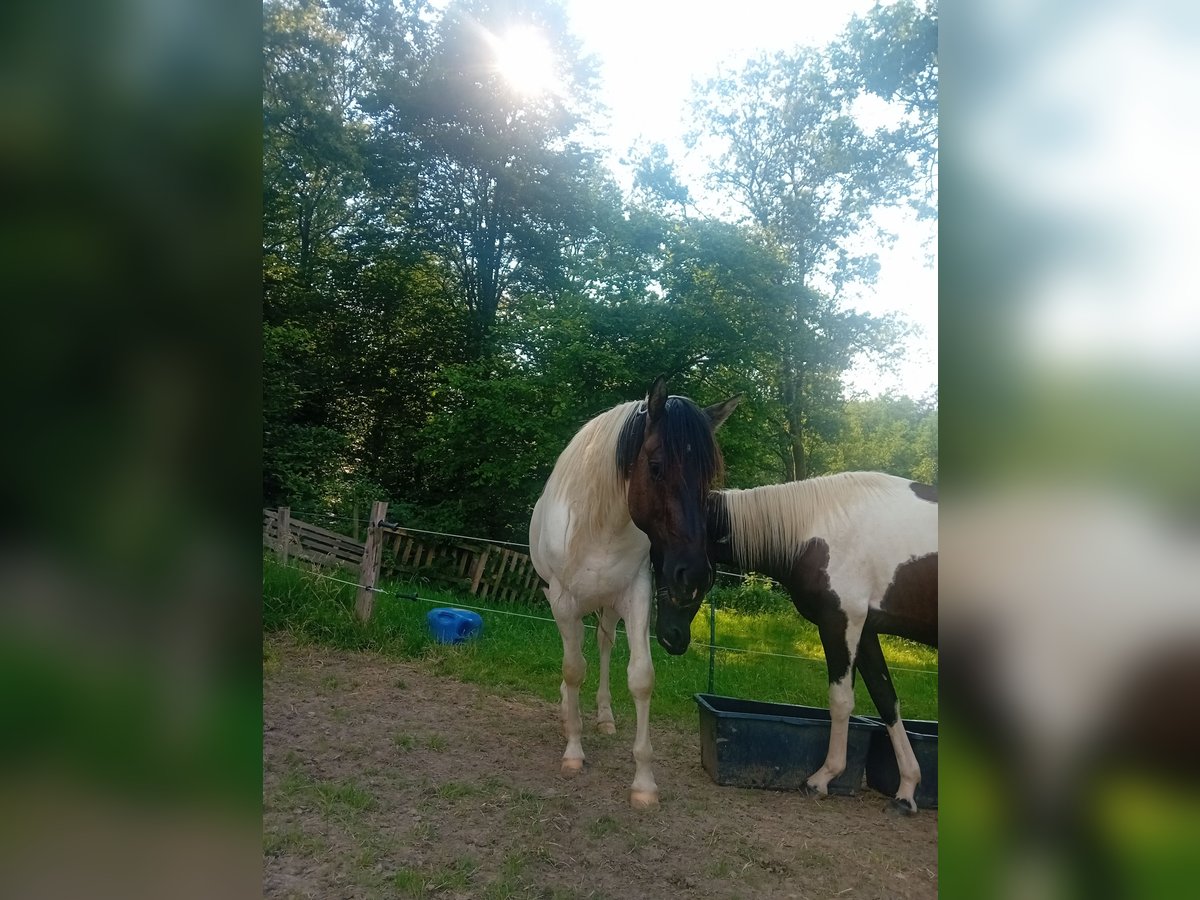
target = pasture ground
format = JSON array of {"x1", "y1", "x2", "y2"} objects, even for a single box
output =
[{"x1": 264, "y1": 633, "x2": 937, "y2": 899}]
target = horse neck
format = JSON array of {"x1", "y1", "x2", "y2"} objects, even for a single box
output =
[
  {"x1": 550, "y1": 401, "x2": 639, "y2": 569},
  {"x1": 712, "y1": 478, "x2": 854, "y2": 578}
]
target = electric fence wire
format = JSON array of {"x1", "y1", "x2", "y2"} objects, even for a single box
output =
[{"x1": 270, "y1": 559, "x2": 938, "y2": 676}]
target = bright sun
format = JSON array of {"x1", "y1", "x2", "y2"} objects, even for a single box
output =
[{"x1": 492, "y1": 26, "x2": 557, "y2": 96}]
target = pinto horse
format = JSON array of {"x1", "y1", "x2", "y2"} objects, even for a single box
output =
[
  {"x1": 529, "y1": 377, "x2": 739, "y2": 809},
  {"x1": 649, "y1": 471, "x2": 938, "y2": 814}
]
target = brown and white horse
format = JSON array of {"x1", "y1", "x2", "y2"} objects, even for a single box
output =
[
  {"x1": 528, "y1": 377, "x2": 738, "y2": 808},
  {"x1": 652, "y1": 471, "x2": 938, "y2": 814}
]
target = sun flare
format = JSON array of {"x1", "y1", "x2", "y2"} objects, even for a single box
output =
[{"x1": 492, "y1": 25, "x2": 557, "y2": 96}]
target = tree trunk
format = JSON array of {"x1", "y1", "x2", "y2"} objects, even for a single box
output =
[
  {"x1": 782, "y1": 361, "x2": 806, "y2": 482},
  {"x1": 787, "y1": 406, "x2": 806, "y2": 481}
]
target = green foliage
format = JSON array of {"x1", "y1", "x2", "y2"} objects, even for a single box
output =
[
  {"x1": 686, "y1": 41, "x2": 924, "y2": 478},
  {"x1": 809, "y1": 394, "x2": 938, "y2": 482},
  {"x1": 708, "y1": 574, "x2": 793, "y2": 616},
  {"x1": 833, "y1": 0, "x2": 938, "y2": 217},
  {"x1": 261, "y1": 0, "x2": 939, "y2": 530}
]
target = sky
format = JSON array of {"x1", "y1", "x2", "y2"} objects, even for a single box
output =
[{"x1": 561, "y1": 0, "x2": 938, "y2": 400}]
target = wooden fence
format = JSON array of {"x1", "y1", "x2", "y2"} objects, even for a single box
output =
[
  {"x1": 380, "y1": 526, "x2": 543, "y2": 603},
  {"x1": 263, "y1": 508, "x2": 365, "y2": 568},
  {"x1": 263, "y1": 507, "x2": 544, "y2": 608}
]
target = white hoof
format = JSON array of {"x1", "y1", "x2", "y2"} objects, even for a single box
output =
[{"x1": 630, "y1": 790, "x2": 659, "y2": 810}]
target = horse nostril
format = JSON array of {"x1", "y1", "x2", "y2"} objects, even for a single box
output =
[{"x1": 673, "y1": 565, "x2": 689, "y2": 589}]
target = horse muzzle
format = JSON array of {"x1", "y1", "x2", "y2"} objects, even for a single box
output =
[{"x1": 656, "y1": 625, "x2": 691, "y2": 655}]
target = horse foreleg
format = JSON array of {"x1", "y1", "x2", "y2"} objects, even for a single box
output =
[
  {"x1": 624, "y1": 604, "x2": 658, "y2": 809},
  {"x1": 805, "y1": 614, "x2": 864, "y2": 796},
  {"x1": 556, "y1": 615, "x2": 587, "y2": 774},
  {"x1": 595, "y1": 606, "x2": 618, "y2": 734},
  {"x1": 856, "y1": 629, "x2": 921, "y2": 815}
]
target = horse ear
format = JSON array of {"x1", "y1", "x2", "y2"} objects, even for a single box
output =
[
  {"x1": 647, "y1": 375, "x2": 668, "y2": 423},
  {"x1": 704, "y1": 394, "x2": 741, "y2": 431}
]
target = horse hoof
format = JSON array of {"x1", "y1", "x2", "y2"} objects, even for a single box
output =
[
  {"x1": 886, "y1": 797, "x2": 918, "y2": 816},
  {"x1": 630, "y1": 790, "x2": 659, "y2": 810},
  {"x1": 596, "y1": 721, "x2": 616, "y2": 734},
  {"x1": 561, "y1": 758, "x2": 584, "y2": 775},
  {"x1": 799, "y1": 782, "x2": 826, "y2": 798}
]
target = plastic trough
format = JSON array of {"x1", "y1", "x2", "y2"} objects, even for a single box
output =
[{"x1": 695, "y1": 693, "x2": 880, "y2": 795}]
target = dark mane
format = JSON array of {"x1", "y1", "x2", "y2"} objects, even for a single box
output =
[
  {"x1": 615, "y1": 395, "x2": 724, "y2": 486},
  {"x1": 706, "y1": 490, "x2": 732, "y2": 541}
]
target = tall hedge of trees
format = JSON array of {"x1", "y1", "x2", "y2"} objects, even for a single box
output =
[{"x1": 263, "y1": 0, "x2": 938, "y2": 539}]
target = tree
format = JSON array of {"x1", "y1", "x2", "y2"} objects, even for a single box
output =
[
  {"x1": 259, "y1": 0, "x2": 938, "y2": 538},
  {"x1": 263, "y1": 0, "x2": 429, "y2": 300},
  {"x1": 809, "y1": 395, "x2": 938, "y2": 482},
  {"x1": 369, "y1": 0, "x2": 610, "y2": 355},
  {"x1": 262, "y1": 0, "x2": 458, "y2": 511},
  {"x1": 688, "y1": 48, "x2": 914, "y2": 479},
  {"x1": 833, "y1": 0, "x2": 938, "y2": 216}
]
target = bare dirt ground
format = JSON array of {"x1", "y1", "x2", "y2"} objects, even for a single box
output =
[{"x1": 263, "y1": 634, "x2": 937, "y2": 899}]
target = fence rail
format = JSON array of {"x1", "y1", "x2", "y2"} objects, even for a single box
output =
[
  {"x1": 263, "y1": 508, "x2": 365, "y2": 568},
  {"x1": 263, "y1": 507, "x2": 545, "y2": 607}
]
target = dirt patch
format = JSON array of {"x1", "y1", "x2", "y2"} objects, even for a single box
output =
[{"x1": 264, "y1": 634, "x2": 937, "y2": 899}]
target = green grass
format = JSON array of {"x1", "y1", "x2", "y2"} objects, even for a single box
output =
[
  {"x1": 390, "y1": 857, "x2": 491, "y2": 897},
  {"x1": 263, "y1": 556, "x2": 938, "y2": 724},
  {"x1": 270, "y1": 768, "x2": 375, "y2": 821},
  {"x1": 263, "y1": 826, "x2": 327, "y2": 857}
]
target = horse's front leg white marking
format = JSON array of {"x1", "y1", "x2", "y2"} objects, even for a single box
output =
[
  {"x1": 806, "y1": 673, "x2": 855, "y2": 794},
  {"x1": 556, "y1": 614, "x2": 586, "y2": 774},
  {"x1": 886, "y1": 718, "x2": 922, "y2": 811},
  {"x1": 807, "y1": 617, "x2": 865, "y2": 795},
  {"x1": 595, "y1": 606, "x2": 618, "y2": 734},
  {"x1": 623, "y1": 600, "x2": 658, "y2": 809}
]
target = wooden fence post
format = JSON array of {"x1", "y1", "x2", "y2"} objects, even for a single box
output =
[
  {"x1": 276, "y1": 507, "x2": 291, "y2": 565},
  {"x1": 356, "y1": 500, "x2": 388, "y2": 622},
  {"x1": 469, "y1": 546, "x2": 491, "y2": 596}
]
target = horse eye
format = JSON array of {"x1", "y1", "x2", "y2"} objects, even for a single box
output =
[{"x1": 647, "y1": 458, "x2": 663, "y2": 481}]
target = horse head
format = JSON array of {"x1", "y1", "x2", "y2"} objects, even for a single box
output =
[{"x1": 620, "y1": 376, "x2": 739, "y2": 655}]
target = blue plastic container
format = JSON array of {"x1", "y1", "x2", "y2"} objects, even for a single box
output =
[{"x1": 426, "y1": 608, "x2": 483, "y2": 644}]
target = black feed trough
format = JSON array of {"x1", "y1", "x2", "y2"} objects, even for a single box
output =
[{"x1": 695, "y1": 693, "x2": 878, "y2": 795}]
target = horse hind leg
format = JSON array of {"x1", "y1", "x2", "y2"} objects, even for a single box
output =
[
  {"x1": 555, "y1": 613, "x2": 587, "y2": 774},
  {"x1": 804, "y1": 613, "x2": 864, "y2": 797},
  {"x1": 856, "y1": 629, "x2": 921, "y2": 815},
  {"x1": 595, "y1": 606, "x2": 618, "y2": 734}
]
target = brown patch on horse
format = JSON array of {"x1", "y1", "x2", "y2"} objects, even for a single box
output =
[
  {"x1": 1104, "y1": 644, "x2": 1200, "y2": 780},
  {"x1": 872, "y1": 552, "x2": 938, "y2": 647},
  {"x1": 786, "y1": 537, "x2": 833, "y2": 608},
  {"x1": 909, "y1": 481, "x2": 938, "y2": 503},
  {"x1": 779, "y1": 538, "x2": 852, "y2": 681}
]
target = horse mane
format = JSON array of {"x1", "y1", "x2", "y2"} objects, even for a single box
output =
[
  {"x1": 717, "y1": 471, "x2": 902, "y2": 570},
  {"x1": 545, "y1": 395, "x2": 725, "y2": 578}
]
